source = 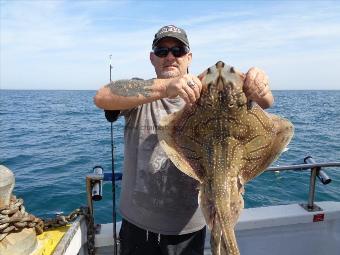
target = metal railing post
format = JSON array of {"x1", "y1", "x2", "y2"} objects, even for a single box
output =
[
  {"x1": 307, "y1": 165, "x2": 318, "y2": 210},
  {"x1": 302, "y1": 156, "x2": 322, "y2": 211}
]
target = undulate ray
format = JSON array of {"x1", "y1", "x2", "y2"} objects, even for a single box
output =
[{"x1": 158, "y1": 61, "x2": 294, "y2": 255}]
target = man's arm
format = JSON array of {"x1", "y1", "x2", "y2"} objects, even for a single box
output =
[
  {"x1": 94, "y1": 75, "x2": 202, "y2": 110},
  {"x1": 243, "y1": 67, "x2": 274, "y2": 109},
  {"x1": 94, "y1": 79, "x2": 164, "y2": 110}
]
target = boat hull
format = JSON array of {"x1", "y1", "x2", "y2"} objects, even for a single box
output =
[{"x1": 52, "y1": 201, "x2": 340, "y2": 255}]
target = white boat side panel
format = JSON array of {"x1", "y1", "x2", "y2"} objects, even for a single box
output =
[
  {"x1": 236, "y1": 219, "x2": 340, "y2": 255},
  {"x1": 94, "y1": 202, "x2": 340, "y2": 255},
  {"x1": 236, "y1": 201, "x2": 340, "y2": 230},
  {"x1": 53, "y1": 216, "x2": 87, "y2": 255},
  {"x1": 204, "y1": 201, "x2": 340, "y2": 255}
]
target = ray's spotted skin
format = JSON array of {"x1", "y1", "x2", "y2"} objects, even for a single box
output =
[{"x1": 158, "y1": 61, "x2": 294, "y2": 255}]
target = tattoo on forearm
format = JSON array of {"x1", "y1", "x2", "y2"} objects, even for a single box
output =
[{"x1": 105, "y1": 79, "x2": 154, "y2": 98}]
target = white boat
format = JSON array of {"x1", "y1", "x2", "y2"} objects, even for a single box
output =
[{"x1": 49, "y1": 157, "x2": 340, "y2": 255}]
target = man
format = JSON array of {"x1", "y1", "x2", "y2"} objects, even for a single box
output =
[{"x1": 94, "y1": 25, "x2": 273, "y2": 255}]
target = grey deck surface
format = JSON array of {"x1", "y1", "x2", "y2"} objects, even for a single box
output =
[{"x1": 96, "y1": 245, "x2": 115, "y2": 255}]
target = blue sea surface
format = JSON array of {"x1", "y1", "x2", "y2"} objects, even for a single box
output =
[{"x1": 0, "y1": 90, "x2": 339, "y2": 223}]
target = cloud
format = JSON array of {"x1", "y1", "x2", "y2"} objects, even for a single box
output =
[{"x1": 2, "y1": 1, "x2": 86, "y2": 51}]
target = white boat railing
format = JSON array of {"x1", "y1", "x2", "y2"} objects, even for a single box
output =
[
  {"x1": 266, "y1": 156, "x2": 340, "y2": 211},
  {"x1": 86, "y1": 155, "x2": 340, "y2": 214}
]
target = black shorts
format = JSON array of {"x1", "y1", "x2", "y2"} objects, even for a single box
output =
[{"x1": 119, "y1": 218, "x2": 206, "y2": 255}]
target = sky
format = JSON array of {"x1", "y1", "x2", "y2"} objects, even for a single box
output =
[{"x1": 1, "y1": 0, "x2": 340, "y2": 90}]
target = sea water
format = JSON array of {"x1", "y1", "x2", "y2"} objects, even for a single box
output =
[{"x1": 0, "y1": 90, "x2": 339, "y2": 223}]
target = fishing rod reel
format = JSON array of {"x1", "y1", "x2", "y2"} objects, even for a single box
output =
[{"x1": 105, "y1": 110, "x2": 120, "y2": 123}]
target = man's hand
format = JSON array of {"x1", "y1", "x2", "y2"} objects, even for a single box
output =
[
  {"x1": 165, "y1": 74, "x2": 202, "y2": 105},
  {"x1": 243, "y1": 67, "x2": 274, "y2": 109}
]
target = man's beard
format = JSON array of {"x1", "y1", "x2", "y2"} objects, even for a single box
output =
[{"x1": 160, "y1": 69, "x2": 180, "y2": 78}]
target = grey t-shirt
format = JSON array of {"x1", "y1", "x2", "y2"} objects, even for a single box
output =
[{"x1": 119, "y1": 97, "x2": 205, "y2": 235}]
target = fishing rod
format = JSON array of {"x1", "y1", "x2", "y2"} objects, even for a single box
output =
[
  {"x1": 109, "y1": 54, "x2": 113, "y2": 83},
  {"x1": 104, "y1": 54, "x2": 120, "y2": 255}
]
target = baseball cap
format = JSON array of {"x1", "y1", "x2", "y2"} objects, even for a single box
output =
[{"x1": 152, "y1": 25, "x2": 190, "y2": 49}]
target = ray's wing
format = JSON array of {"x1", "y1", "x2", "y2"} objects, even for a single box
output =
[
  {"x1": 158, "y1": 105, "x2": 206, "y2": 183},
  {"x1": 241, "y1": 106, "x2": 294, "y2": 183}
]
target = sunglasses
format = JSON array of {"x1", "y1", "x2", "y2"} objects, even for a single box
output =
[{"x1": 153, "y1": 46, "x2": 190, "y2": 58}]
